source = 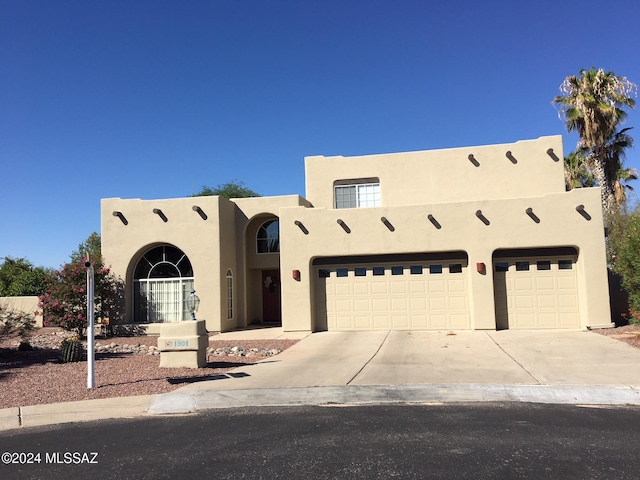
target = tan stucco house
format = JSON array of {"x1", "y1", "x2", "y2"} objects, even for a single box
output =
[{"x1": 101, "y1": 136, "x2": 612, "y2": 333}]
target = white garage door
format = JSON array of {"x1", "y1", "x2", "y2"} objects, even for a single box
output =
[
  {"x1": 493, "y1": 256, "x2": 579, "y2": 329},
  {"x1": 315, "y1": 259, "x2": 470, "y2": 331}
]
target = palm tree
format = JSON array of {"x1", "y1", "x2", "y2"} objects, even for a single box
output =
[
  {"x1": 605, "y1": 127, "x2": 637, "y2": 208},
  {"x1": 564, "y1": 149, "x2": 594, "y2": 191},
  {"x1": 554, "y1": 67, "x2": 636, "y2": 216}
]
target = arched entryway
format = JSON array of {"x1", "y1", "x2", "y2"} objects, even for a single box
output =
[
  {"x1": 258, "y1": 219, "x2": 281, "y2": 323},
  {"x1": 133, "y1": 244, "x2": 194, "y2": 323},
  {"x1": 245, "y1": 216, "x2": 281, "y2": 325}
]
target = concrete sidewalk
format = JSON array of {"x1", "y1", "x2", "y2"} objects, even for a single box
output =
[{"x1": 3, "y1": 329, "x2": 640, "y2": 431}]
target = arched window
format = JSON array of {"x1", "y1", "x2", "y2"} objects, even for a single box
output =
[
  {"x1": 133, "y1": 245, "x2": 194, "y2": 323},
  {"x1": 257, "y1": 219, "x2": 280, "y2": 253},
  {"x1": 226, "y1": 269, "x2": 233, "y2": 320}
]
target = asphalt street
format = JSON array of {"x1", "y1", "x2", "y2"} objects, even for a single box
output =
[{"x1": 2, "y1": 403, "x2": 640, "y2": 479}]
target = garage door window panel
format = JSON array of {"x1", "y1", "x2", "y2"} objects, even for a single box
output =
[
  {"x1": 495, "y1": 262, "x2": 509, "y2": 272},
  {"x1": 558, "y1": 260, "x2": 573, "y2": 270},
  {"x1": 537, "y1": 261, "x2": 551, "y2": 271}
]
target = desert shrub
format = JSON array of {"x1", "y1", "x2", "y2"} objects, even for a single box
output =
[
  {"x1": 0, "y1": 305, "x2": 35, "y2": 340},
  {"x1": 612, "y1": 210, "x2": 640, "y2": 321}
]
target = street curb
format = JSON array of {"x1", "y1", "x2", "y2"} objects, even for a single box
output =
[
  {"x1": 3, "y1": 384, "x2": 639, "y2": 432},
  {"x1": 0, "y1": 407, "x2": 20, "y2": 431},
  {"x1": 0, "y1": 395, "x2": 156, "y2": 432},
  {"x1": 148, "y1": 384, "x2": 640, "y2": 414}
]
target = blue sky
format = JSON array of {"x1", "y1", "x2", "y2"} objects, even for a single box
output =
[{"x1": 2, "y1": 0, "x2": 639, "y2": 269}]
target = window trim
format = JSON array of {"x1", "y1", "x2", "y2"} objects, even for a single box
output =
[
  {"x1": 256, "y1": 219, "x2": 280, "y2": 254},
  {"x1": 334, "y1": 178, "x2": 381, "y2": 209},
  {"x1": 226, "y1": 269, "x2": 233, "y2": 320},
  {"x1": 133, "y1": 245, "x2": 194, "y2": 323}
]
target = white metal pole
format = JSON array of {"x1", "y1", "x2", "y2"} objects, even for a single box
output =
[{"x1": 86, "y1": 261, "x2": 95, "y2": 389}]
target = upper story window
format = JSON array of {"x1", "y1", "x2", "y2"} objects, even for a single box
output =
[
  {"x1": 257, "y1": 219, "x2": 280, "y2": 253},
  {"x1": 334, "y1": 178, "x2": 380, "y2": 209}
]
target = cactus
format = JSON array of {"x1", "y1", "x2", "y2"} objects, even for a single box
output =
[{"x1": 60, "y1": 337, "x2": 82, "y2": 363}]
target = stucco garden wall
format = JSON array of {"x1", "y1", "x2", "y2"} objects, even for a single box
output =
[{"x1": 0, "y1": 296, "x2": 43, "y2": 328}]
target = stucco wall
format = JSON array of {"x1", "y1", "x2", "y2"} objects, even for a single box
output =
[
  {"x1": 0, "y1": 296, "x2": 43, "y2": 328},
  {"x1": 305, "y1": 136, "x2": 565, "y2": 209},
  {"x1": 279, "y1": 186, "x2": 610, "y2": 331},
  {"x1": 102, "y1": 196, "x2": 223, "y2": 331},
  {"x1": 100, "y1": 137, "x2": 611, "y2": 334},
  {"x1": 101, "y1": 195, "x2": 310, "y2": 332}
]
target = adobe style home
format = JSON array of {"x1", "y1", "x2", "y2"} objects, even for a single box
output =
[{"x1": 101, "y1": 135, "x2": 612, "y2": 333}]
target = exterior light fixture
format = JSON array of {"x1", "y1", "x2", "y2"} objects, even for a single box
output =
[
  {"x1": 292, "y1": 270, "x2": 301, "y2": 281},
  {"x1": 505, "y1": 151, "x2": 517, "y2": 164},
  {"x1": 186, "y1": 290, "x2": 200, "y2": 321},
  {"x1": 546, "y1": 148, "x2": 560, "y2": 162}
]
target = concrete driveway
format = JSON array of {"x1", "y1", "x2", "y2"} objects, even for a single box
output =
[
  {"x1": 178, "y1": 329, "x2": 640, "y2": 392},
  {"x1": 6, "y1": 328, "x2": 640, "y2": 430}
]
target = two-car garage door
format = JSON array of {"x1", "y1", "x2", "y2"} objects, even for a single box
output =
[{"x1": 314, "y1": 254, "x2": 470, "y2": 331}]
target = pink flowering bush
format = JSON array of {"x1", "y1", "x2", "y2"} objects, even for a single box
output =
[{"x1": 38, "y1": 259, "x2": 124, "y2": 337}]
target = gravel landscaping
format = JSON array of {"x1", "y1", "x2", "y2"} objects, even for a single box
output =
[
  {"x1": 592, "y1": 323, "x2": 640, "y2": 349},
  {"x1": 2, "y1": 324, "x2": 640, "y2": 410},
  {"x1": 0, "y1": 329, "x2": 298, "y2": 409}
]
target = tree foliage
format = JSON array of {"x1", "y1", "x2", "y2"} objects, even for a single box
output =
[
  {"x1": 0, "y1": 257, "x2": 48, "y2": 296},
  {"x1": 554, "y1": 67, "x2": 637, "y2": 216},
  {"x1": 563, "y1": 150, "x2": 594, "y2": 190},
  {"x1": 193, "y1": 180, "x2": 260, "y2": 199},
  {"x1": 611, "y1": 209, "x2": 640, "y2": 323},
  {"x1": 70, "y1": 232, "x2": 102, "y2": 265},
  {"x1": 38, "y1": 233, "x2": 124, "y2": 337}
]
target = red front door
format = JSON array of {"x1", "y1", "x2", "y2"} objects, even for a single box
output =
[{"x1": 261, "y1": 269, "x2": 281, "y2": 324}]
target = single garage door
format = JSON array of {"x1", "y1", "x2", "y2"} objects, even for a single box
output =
[
  {"x1": 315, "y1": 256, "x2": 470, "y2": 331},
  {"x1": 493, "y1": 253, "x2": 579, "y2": 329}
]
